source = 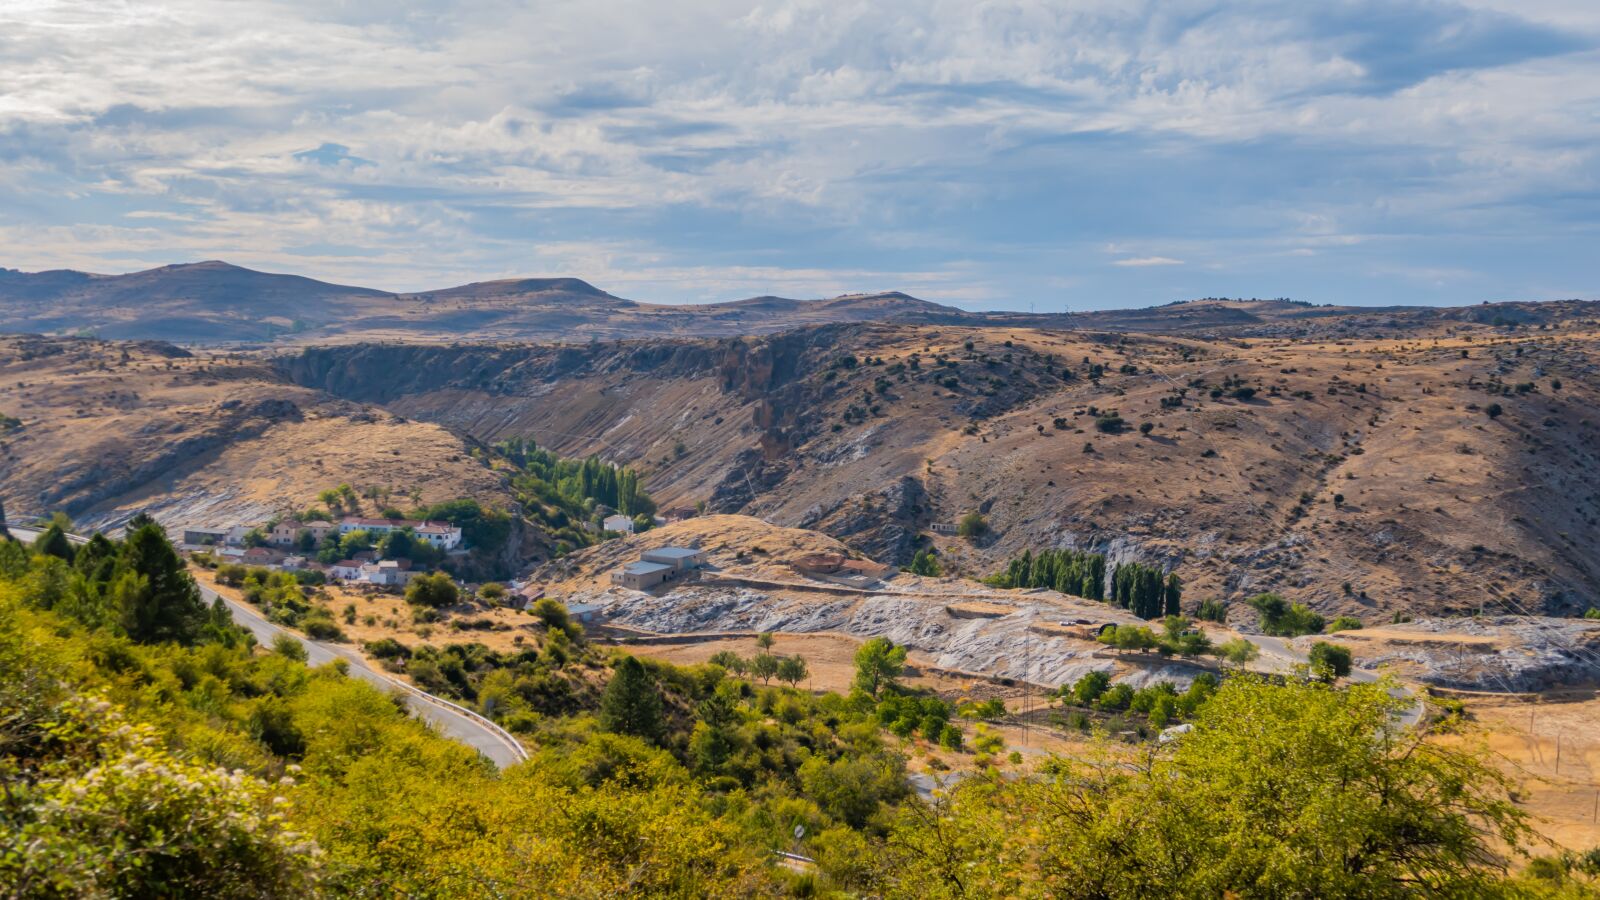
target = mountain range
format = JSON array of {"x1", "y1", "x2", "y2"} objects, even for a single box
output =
[{"x1": 3, "y1": 260, "x2": 1593, "y2": 344}]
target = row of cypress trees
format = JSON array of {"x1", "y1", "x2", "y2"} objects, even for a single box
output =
[
  {"x1": 1108, "y1": 562, "x2": 1182, "y2": 620},
  {"x1": 993, "y1": 547, "x2": 1181, "y2": 620},
  {"x1": 998, "y1": 548, "x2": 1107, "y2": 599}
]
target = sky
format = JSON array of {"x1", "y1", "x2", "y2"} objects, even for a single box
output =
[{"x1": 1, "y1": 0, "x2": 1597, "y2": 311}]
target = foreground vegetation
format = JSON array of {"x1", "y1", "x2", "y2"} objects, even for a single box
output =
[{"x1": 1, "y1": 525, "x2": 1595, "y2": 897}]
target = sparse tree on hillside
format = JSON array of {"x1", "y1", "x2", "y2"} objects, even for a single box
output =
[
  {"x1": 957, "y1": 512, "x2": 988, "y2": 539},
  {"x1": 777, "y1": 655, "x2": 809, "y2": 688},
  {"x1": 755, "y1": 631, "x2": 774, "y2": 651},
  {"x1": 751, "y1": 652, "x2": 779, "y2": 685},
  {"x1": 853, "y1": 637, "x2": 907, "y2": 698}
]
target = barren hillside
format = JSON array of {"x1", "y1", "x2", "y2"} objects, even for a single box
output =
[
  {"x1": 0, "y1": 334, "x2": 512, "y2": 533},
  {"x1": 281, "y1": 319, "x2": 1600, "y2": 620}
]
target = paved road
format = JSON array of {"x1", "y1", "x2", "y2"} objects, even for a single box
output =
[
  {"x1": 6, "y1": 523, "x2": 527, "y2": 769},
  {"x1": 1250, "y1": 634, "x2": 1424, "y2": 728}
]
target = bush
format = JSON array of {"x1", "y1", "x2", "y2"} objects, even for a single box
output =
[
  {"x1": 1309, "y1": 641, "x2": 1354, "y2": 680},
  {"x1": 1247, "y1": 593, "x2": 1324, "y2": 637},
  {"x1": 1327, "y1": 616, "x2": 1363, "y2": 633},
  {"x1": 957, "y1": 512, "x2": 988, "y2": 539},
  {"x1": 406, "y1": 572, "x2": 460, "y2": 609}
]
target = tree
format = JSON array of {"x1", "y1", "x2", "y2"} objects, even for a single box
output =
[
  {"x1": 887, "y1": 677, "x2": 1534, "y2": 898},
  {"x1": 0, "y1": 497, "x2": 10, "y2": 541},
  {"x1": 957, "y1": 512, "x2": 988, "y2": 539},
  {"x1": 755, "y1": 631, "x2": 775, "y2": 651},
  {"x1": 1216, "y1": 637, "x2": 1259, "y2": 665},
  {"x1": 853, "y1": 637, "x2": 907, "y2": 697},
  {"x1": 750, "y1": 652, "x2": 779, "y2": 685},
  {"x1": 707, "y1": 649, "x2": 743, "y2": 672},
  {"x1": 33, "y1": 523, "x2": 75, "y2": 563},
  {"x1": 1486, "y1": 402, "x2": 1503, "y2": 419},
  {"x1": 379, "y1": 528, "x2": 416, "y2": 560},
  {"x1": 1247, "y1": 592, "x2": 1325, "y2": 637},
  {"x1": 1071, "y1": 670, "x2": 1111, "y2": 706},
  {"x1": 1196, "y1": 598, "x2": 1227, "y2": 623},
  {"x1": 906, "y1": 548, "x2": 941, "y2": 577},
  {"x1": 405, "y1": 572, "x2": 459, "y2": 609},
  {"x1": 116, "y1": 521, "x2": 208, "y2": 645},
  {"x1": 1099, "y1": 624, "x2": 1159, "y2": 654},
  {"x1": 1309, "y1": 641, "x2": 1353, "y2": 681},
  {"x1": 777, "y1": 655, "x2": 809, "y2": 688},
  {"x1": 599, "y1": 656, "x2": 665, "y2": 742},
  {"x1": 477, "y1": 582, "x2": 507, "y2": 604}
]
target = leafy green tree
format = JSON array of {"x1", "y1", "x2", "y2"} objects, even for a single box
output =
[
  {"x1": 1070, "y1": 670, "x2": 1111, "y2": 705},
  {"x1": 405, "y1": 572, "x2": 459, "y2": 609},
  {"x1": 599, "y1": 656, "x2": 665, "y2": 742},
  {"x1": 750, "y1": 652, "x2": 779, "y2": 685},
  {"x1": 1216, "y1": 637, "x2": 1260, "y2": 665},
  {"x1": 378, "y1": 527, "x2": 416, "y2": 560},
  {"x1": 1195, "y1": 598, "x2": 1228, "y2": 623},
  {"x1": 777, "y1": 655, "x2": 809, "y2": 688},
  {"x1": 906, "y1": 548, "x2": 942, "y2": 577},
  {"x1": 1099, "y1": 624, "x2": 1159, "y2": 654},
  {"x1": 853, "y1": 637, "x2": 907, "y2": 698},
  {"x1": 755, "y1": 631, "x2": 774, "y2": 651},
  {"x1": 1309, "y1": 641, "x2": 1354, "y2": 681},
  {"x1": 1327, "y1": 615, "x2": 1364, "y2": 632},
  {"x1": 888, "y1": 676, "x2": 1534, "y2": 898},
  {"x1": 1248, "y1": 592, "x2": 1326, "y2": 637},
  {"x1": 957, "y1": 512, "x2": 988, "y2": 539}
]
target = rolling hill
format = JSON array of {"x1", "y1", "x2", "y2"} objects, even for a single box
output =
[{"x1": 5, "y1": 260, "x2": 1593, "y2": 345}]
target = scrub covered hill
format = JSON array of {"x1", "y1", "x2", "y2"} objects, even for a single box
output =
[{"x1": 1, "y1": 526, "x2": 1593, "y2": 898}]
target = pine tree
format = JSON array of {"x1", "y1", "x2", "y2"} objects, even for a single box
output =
[
  {"x1": 115, "y1": 521, "x2": 208, "y2": 645},
  {"x1": 599, "y1": 656, "x2": 665, "y2": 742},
  {"x1": 33, "y1": 523, "x2": 75, "y2": 563}
]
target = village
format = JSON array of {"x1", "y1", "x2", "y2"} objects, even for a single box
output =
[
  {"x1": 176, "y1": 505, "x2": 712, "y2": 597},
  {"x1": 179, "y1": 516, "x2": 467, "y2": 587}
]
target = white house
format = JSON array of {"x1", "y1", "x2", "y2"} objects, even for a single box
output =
[
  {"x1": 603, "y1": 514, "x2": 635, "y2": 534},
  {"x1": 414, "y1": 522, "x2": 464, "y2": 550},
  {"x1": 330, "y1": 560, "x2": 364, "y2": 580},
  {"x1": 361, "y1": 560, "x2": 414, "y2": 587},
  {"x1": 338, "y1": 517, "x2": 409, "y2": 536},
  {"x1": 339, "y1": 517, "x2": 463, "y2": 550}
]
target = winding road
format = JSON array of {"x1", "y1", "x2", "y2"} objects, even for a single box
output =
[
  {"x1": 5, "y1": 522, "x2": 527, "y2": 769},
  {"x1": 1250, "y1": 633, "x2": 1424, "y2": 728}
]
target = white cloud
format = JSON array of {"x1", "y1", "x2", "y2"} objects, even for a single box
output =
[
  {"x1": 0, "y1": 0, "x2": 1593, "y2": 306},
  {"x1": 1112, "y1": 256, "x2": 1185, "y2": 267}
]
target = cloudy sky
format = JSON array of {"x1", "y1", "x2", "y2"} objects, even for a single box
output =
[{"x1": 2, "y1": 0, "x2": 1597, "y2": 309}]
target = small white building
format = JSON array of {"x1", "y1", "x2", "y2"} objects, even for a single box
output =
[
  {"x1": 338, "y1": 517, "x2": 409, "y2": 536},
  {"x1": 281, "y1": 555, "x2": 308, "y2": 571},
  {"x1": 359, "y1": 560, "x2": 414, "y2": 587},
  {"x1": 330, "y1": 560, "x2": 364, "y2": 580},
  {"x1": 602, "y1": 514, "x2": 635, "y2": 534}
]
